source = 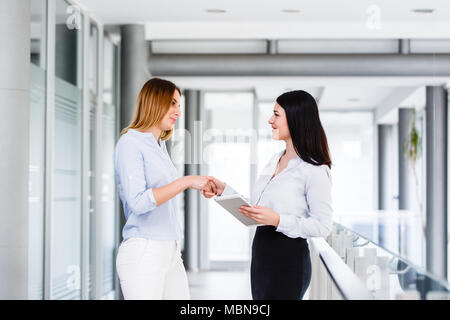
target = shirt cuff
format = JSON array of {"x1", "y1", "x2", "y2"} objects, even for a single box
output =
[
  {"x1": 146, "y1": 188, "x2": 157, "y2": 208},
  {"x1": 276, "y1": 213, "x2": 295, "y2": 234},
  {"x1": 221, "y1": 183, "x2": 236, "y2": 196}
]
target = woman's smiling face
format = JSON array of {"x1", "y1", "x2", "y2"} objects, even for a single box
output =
[
  {"x1": 268, "y1": 102, "x2": 290, "y2": 141},
  {"x1": 159, "y1": 90, "x2": 181, "y2": 131}
]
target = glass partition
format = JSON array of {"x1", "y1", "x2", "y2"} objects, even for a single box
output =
[
  {"x1": 28, "y1": 0, "x2": 47, "y2": 300},
  {"x1": 330, "y1": 223, "x2": 450, "y2": 299},
  {"x1": 51, "y1": 0, "x2": 83, "y2": 300}
]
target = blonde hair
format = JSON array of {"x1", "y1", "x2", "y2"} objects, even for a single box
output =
[{"x1": 121, "y1": 77, "x2": 181, "y2": 140}]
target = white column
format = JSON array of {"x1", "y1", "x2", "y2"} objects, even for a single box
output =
[
  {"x1": 0, "y1": 0, "x2": 30, "y2": 299},
  {"x1": 184, "y1": 90, "x2": 201, "y2": 271},
  {"x1": 425, "y1": 86, "x2": 448, "y2": 280}
]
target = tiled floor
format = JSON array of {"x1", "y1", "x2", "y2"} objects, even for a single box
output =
[
  {"x1": 187, "y1": 270, "x2": 310, "y2": 300},
  {"x1": 187, "y1": 270, "x2": 252, "y2": 300}
]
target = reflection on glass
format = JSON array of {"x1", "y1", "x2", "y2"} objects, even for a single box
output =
[
  {"x1": 51, "y1": 0, "x2": 83, "y2": 300},
  {"x1": 204, "y1": 93, "x2": 253, "y2": 262}
]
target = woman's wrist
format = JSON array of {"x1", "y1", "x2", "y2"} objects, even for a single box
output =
[
  {"x1": 273, "y1": 213, "x2": 280, "y2": 228},
  {"x1": 181, "y1": 175, "x2": 193, "y2": 189}
]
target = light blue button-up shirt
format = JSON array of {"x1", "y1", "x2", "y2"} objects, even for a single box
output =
[{"x1": 114, "y1": 129, "x2": 183, "y2": 242}]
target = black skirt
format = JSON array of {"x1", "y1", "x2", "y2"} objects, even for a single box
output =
[{"x1": 250, "y1": 225, "x2": 311, "y2": 300}]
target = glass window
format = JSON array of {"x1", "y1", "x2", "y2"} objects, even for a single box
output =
[
  {"x1": 320, "y1": 112, "x2": 375, "y2": 215},
  {"x1": 28, "y1": 0, "x2": 47, "y2": 299},
  {"x1": 51, "y1": 0, "x2": 83, "y2": 300},
  {"x1": 203, "y1": 92, "x2": 254, "y2": 263}
]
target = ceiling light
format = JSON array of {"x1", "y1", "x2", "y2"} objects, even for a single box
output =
[
  {"x1": 348, "y1": 98, "x2": 360, "y2": 102},
  {"x1": 205, "y1": 9, "x2": 226, "y2": 13},
  {"x1": 282, "y1": 9, "x2": 301, "y2": 13},
  {"x1": 411, "y1": 8, "x2": 435, "y2": 14}
]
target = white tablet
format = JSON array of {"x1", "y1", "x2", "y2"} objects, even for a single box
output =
[{"x1": 214, "y1": 194, "x2": 260, "y2": 226}]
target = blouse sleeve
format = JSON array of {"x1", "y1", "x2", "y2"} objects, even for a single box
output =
[
  {"x1": 220, "y1": 183, "x2": 238, "y2": 196},
  {"x1": 276, "y1": 165, "x2": 333, "y2": 238},
  {"x1": 114, "y1": 139, "x2": 157, "y2": 215}
]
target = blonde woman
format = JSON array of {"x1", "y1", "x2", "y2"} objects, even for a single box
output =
[{"x1": 115, "y1": 78, "x2": 215, "y2": 299}]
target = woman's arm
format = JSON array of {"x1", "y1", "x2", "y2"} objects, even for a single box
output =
[
  {"x1": 276, "y1": 165, "x2": 333, "y2": 238},
  {"x1": 115, "y1": 139, "x2": 214, "y2": 214},
  {"x1": 153, "y1": 175, "x2": 215, "y2": 207},
  {"x1": 239, "y1": 165, "x2": 333, "y2": 238}
]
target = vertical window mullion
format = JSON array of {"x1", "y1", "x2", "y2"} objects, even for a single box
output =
[
  {"x1": 80, "y1": 12, "x2": 90, "y2": 301},
  {"x1": 44, "y1": 0, "x2": 56, "y2": 300}
]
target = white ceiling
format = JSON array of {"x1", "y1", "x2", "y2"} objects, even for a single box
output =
[
  {"x1": 75, "y1": 0, "x2": 450, "y2": 39},
  {"x1": 73, "y1": 0, "x2": 450, "y2": 121},
  {"x1": 76, "y1": 0, "x2": 450, "y2": 23},
  {"x1": 319, "y1": 86, "x2": 397, "y2": 110}
]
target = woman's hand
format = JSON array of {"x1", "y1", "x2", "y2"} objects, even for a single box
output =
[
  {"x1": 201, "y1": 180, "x2": 219, "y2": 198},
  {"x1": 200, "y1": 177, "x2": 225, "y2": 198},
  {"x1": 238, "y1": 205, "x2": 280, "y2": 227},
  {"x1": 207, "y1": 177, "x2": 226, "y2": 196},
  {"x1": 188, "y1": 175, "x2": 217, "y2": 193}
]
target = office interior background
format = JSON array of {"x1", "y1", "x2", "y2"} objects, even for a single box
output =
[{"x1": 1, "y1": 0, "x2": 449, "y2": 300}]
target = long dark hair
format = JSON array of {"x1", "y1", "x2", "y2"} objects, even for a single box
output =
[{"x1": 276, "y1": 90, "x2": 332, "y2": 169}]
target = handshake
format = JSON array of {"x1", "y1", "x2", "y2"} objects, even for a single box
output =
[{"x1": 188, "y1": 175, "x2": 226, "y2": 199}]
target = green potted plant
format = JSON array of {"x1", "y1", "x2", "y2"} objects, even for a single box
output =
[{"x1": 403, "y1": 109, "x2": 425, "y2": 238}]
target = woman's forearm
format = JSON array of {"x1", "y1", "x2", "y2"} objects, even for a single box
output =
[{"x1": 152, "y1": 176, "x2": 191, "y2": 207}]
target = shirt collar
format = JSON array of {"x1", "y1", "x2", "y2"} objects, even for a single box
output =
[
  {"x1": 128, "y1": 129, "x2": 163, "y2": 148},
  {"x1": 275, "y1": 149, "x2": 302, "y2": 165}
]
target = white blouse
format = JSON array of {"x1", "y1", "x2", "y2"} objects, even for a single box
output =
[{"x1": 222, "y1": 150, "x2": 333, "y2": 239}]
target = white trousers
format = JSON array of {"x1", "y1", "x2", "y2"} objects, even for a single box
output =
[{"x1": 116, "y1": 237, "x2": 190, "y2": 300}]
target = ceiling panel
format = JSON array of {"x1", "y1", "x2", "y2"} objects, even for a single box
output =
[
  {"x1": 318, "y1": 86, "x2": 397, "y2": 110},
  {"x1": 76, "y1": 0, "x2": 450, "y2": 23}
]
